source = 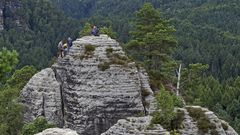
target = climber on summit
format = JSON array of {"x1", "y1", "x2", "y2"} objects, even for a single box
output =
[
  {"x1": 91, "y1": 25, "x2": 99, "y2": 36},
  {"x1": 58, "y1": 40, "x2": 64, "y2": 58},
  {"x1": 67, "y1": 37, "x2": 73, "y2": 53}
]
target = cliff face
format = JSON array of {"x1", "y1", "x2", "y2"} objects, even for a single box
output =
[
  {"x1": 21, "y1": 35, "x2": 238, "y2": 135},
  {"x1": 0, "y1": 0, "x2": 23, "y2": 31},
  {"x1": 21, "y1": 35, "x2": 155, "y2": 135}
]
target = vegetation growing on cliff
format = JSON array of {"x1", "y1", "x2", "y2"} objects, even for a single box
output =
[
  {"x1": 22, "y1": 117, "x2": 55, "y2": 135},
  {"x1": 1, "y1": 0, "x2": 240, "y2": 133}
]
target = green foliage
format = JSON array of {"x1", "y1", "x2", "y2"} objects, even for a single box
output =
[
  {"x1": 170, "y1": 130, "x2": 179, "y2": 135},
  {"x1": 98, "y1": 62, "x2": 110, "y2": 71},
  {"x1": 0, "y1": 87, "x2": 23, "y2": 135},
  {"x1": 151, "y1": 87, "x2": 176, "y2": 130},
  {"x1": 171, "y1": 109, "x2": 185, "y2": 130},
  {"x1": 0, "y1": 50, "x2": 36, "y2": 135},
  {"x1": 79, "y1": 23, "x2": 92, "y2": 37},
  {"x1": 1, "y1": 0, "x2": 80, "y2": 69},
  {"x1": 52, "y1": 0, "x2": 240, "y2": 81},
  {"x1": 98, "y1": 52, "x2": 130, "y2": 71},
  {"x1": 186, "y1": 107, "x2": 216, "y2": 133},
  {"x1": 106, "y1": 47, "x2": 113, "y2": 54},
  {"x1": 221, "y1": 122, "x2": 228, "y2": 130},
  {"x1": 181, "y1": 63, "x2": 209, "y2": 104},
  {"x1": 126, "y1": 3, "x2": 177, "y2": 89},
  {"x1": 1, "y1": 0, "x2": 240, "y2": 133},
  {"x1": 129, "y1": 2, "x2": 177, "y2": 64},
  {"x1": 0, "y1": 48, "x2": 18, "y2": 83},
  {"x1": 22, "y1": 117, "x2": 55, "y2": 135},
  {"x1": 98, "y1": 49, "x2": 130, "y2": 71},
  {"x1": 6, "y1": 66, "x2": 37, "y2": 89},
  {"x1": 181, "y1": 63, "x2": 240, "y2": 133},
  {"x1": 0, "y1": 124, "x2": 8, "y2": 135},
  {"x1": 84, "y1": 44, "x2": 96, "y2": 54},
  {"x1": 172, "y1": 95, "x2": 184, "y2": 108},
  {"x1": 100, "y1": 26, "x2": 117, "y2": 39},
  {"x1": 110, "y1": 58, "x2": 127, "y2": 66},
  {"x1": 168, "y1": 1, "x2": 240, "y2": 80},
  {"x1": 141, "y1": 89, "x2": 151, "y2": 97}
]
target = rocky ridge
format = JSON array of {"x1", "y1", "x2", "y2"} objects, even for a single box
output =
[
  {"x1": 101, "y1": 116, "x2": 169, "y2": 135},
  {"x1": 22, "y1": 35, "x2": 238, "y2": 135},
  {"x1": 183, "y1": 106, "x2": 238, "y2": 135},
  {"x1": 102, "y1": 106, "x2": 238, "y2": 135},
  {"x1": 21, "y1": 35, "x2": 155, "y2": 135}
]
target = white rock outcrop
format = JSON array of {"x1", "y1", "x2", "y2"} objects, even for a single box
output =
[
  {"x1": 21, "y1": 35, "x2": 238, "y2": 135},
  {"x1": 21, "y1": 35, "x2": 154, "y2": 135},
  {"x1": 35, "y1": 128, "x2": 78, "y2": 135},
  {"x1": 101, "y1": 116, "x2": 169, "y2": 135},
  {"x1": 21, "y1": 68, "x2": 63, "y2": 126}
]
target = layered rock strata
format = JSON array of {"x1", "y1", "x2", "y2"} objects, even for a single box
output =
[
  {"x1": 21, "y1": 68, "x2": 63, "y2": 126},
  {"x1": 101, "y1": 116, "x2": 169, "y2": 135},
  {"x1": 21, "y1": 35, "x2": 238, "y2": 135},
  {"x1": 102, "y1": 106, "x2": 238, "y2": 135},
  {"x1": 184, "y1": 106, "x2": 238, "y2": 135},
  {"x1": 178, "y1": 108, "x2": 199, "y2": 134},
  {"x1": 21, "y1": 35, "x2": 154, "y2": 135}
]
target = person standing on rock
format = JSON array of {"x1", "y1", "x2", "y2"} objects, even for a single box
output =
[
  {"x1": 67, "y1": 37, "x2": 73, "y2": 53},
  {"x1": 91, "y1": 25, "x2": 99, "y2": 36},
  {"x1": 58, "y1": 40, "x2": 64, "y2": 58}
]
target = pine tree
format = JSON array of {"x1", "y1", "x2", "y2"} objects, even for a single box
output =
[
  {"x1": 0, "y1": 48, "x2": 18, "y2": 85},
  {"x1": 79, "y1": 22, "x2": 92, "y2": 37},
  {"x1": 126, "y1": 3, "x2": 177, "y2": 84}
]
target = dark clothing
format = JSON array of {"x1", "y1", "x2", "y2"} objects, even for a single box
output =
[
  {"x1": 58, "y1": 41, "x2": 64, "y2": 58},
  {"x1": 67, "y1": 38, "x2": 73, "y2": 47},
  {"x1": 67, "y1": 38, "x2": 73, "y2": 53},
  {"x1": 91, "y1": 27, "x2": 99, "y2": 36}
]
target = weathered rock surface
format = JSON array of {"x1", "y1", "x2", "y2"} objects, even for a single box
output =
[
  {"x1": 101, "y1": 116, "x2": 169, "y2": 135},
  {"x1": 35, "y1": 128, "x2": 78, "y2": 135},
  {"x1": 102, "y1": 106, "x2": 238, "y2": 135},
  {"x1": 178, "y1": 108, "x2": 199, "y2": 135},
  {"x1": 21, "y1": 35, "x2": 238, "y2": 135},
  {"x1": 21, "y1": 68, "x2": 63, "y2": 126},
  {"x1": 21, "y1": 35, "x2": 154, "y2": 135},
  {"x1": 182, "y1": 106, "x2": 238, "y2": 135}
]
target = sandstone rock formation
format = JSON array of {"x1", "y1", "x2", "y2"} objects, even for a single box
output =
[
  {"x1": 21, "y1": 68, "x2": 63, "y2": 126},
  {"x1": 21, "y1": 35, "x2": 238, "y2": 135},
  {"x1": 183, "y1": 106, "x2": 238, "y2": 135},
  {"x1": 21, "y1": 35, "x2": 155, "y2": 135},
  {"x1": 102, "y1": 106, "x2": 238, "y2": 135},
  {"x1": 35, "y1": 128, "x2": 78, "y2": 135},
  {"x1": 101, "y1": 116, "x2": 169, "y2": 135}
]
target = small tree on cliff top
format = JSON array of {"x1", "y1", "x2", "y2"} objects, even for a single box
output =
[{"x1": 126, "y1": 3, "x2": 177, "y2": 85}]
